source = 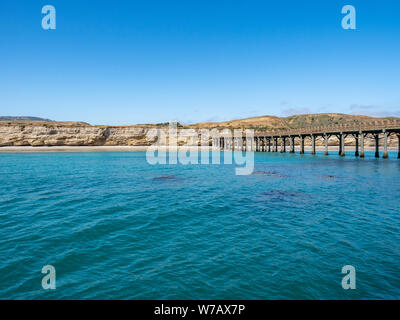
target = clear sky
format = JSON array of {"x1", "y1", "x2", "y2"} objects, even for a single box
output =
[{"x1": 0, "y1": 0, "x2": 399, "y2": 125}]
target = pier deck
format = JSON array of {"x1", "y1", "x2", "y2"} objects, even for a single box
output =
[{"x1": 214, "y1": 119, "x2": 400, "y2": 158}]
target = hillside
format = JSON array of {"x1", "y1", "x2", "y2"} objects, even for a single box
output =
[
  {"x1": 189, "y1": 113, "x2": 399, "y2": 130},
  {"x1": 282, "y1": 113, "x2": 397, "y2": 129}
]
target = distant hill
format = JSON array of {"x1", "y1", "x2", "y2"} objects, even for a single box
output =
[{"x1": 0, "y1": 116, "x2": 53, "y2": 122}]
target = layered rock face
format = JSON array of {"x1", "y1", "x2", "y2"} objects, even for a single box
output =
[{"x1": 0, "y1": 125, "x2": 151, "y2": 146}]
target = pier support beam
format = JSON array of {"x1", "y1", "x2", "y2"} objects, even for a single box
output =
[
  {"x1": 280, "y1": 137, "x2": 286, "y2": 153},
  {"x1": 374, "y1": 134, "x2": 380, "y2": 158},
  {"x1": 324, "y1": 134, "x2": 329, "y2": 155},
  {"x1": 383, "y1": 130, "x2": 388, "y2": 159},
  {"x1": 360, "y1": 132, "x2": 365, "y2": 158},
  {"x1": 300, "y1": 136, "x2": 304, "y2": 154},
  {"x1": 338, "y1": 134, "x2": 345, "y2": 156},
  {"x1": 268, "y1": 138, "x2": 271, "y2": 152},
  {"x1": 355, "y1": 134, "x2": 359, "y2": 157},
  {"x1": 274, "y1": 137, "x2": 278, "y2": 152},
  {"x1": 341, "y1": 134, "x2": 345, "y2": 157},
  {"x1": 311, "y1": 135, "x2": 316, "y2": 155},
  {"x1": 290, "y1": 136, "x2": 295, "y2": 153},
  {"x1": 398, "y1": 135, "x2": 400, "y2": 159},
  {"x1": 283, "y1": 137, "x2": 286, "y2": 153}
]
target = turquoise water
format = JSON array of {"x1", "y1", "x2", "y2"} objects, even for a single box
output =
[{"x1": 0, "y1": 151, "x2": 399, "y2": 299}]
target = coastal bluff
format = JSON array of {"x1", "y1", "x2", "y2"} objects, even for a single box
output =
[
  {"x1": 1, "y1": 113, "x2": 399, "y2": 147},
  {"x1": 0, "y1": 123, "x2": 152, "y2": 146}
]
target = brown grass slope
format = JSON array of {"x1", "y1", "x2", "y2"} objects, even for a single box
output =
[{"x1": 190, "y1": 113, "x2": 399, "y2": 131}]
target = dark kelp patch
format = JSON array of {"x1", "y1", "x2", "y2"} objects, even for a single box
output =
[
  {"x1": 258, "y1": 190, "x2": 307, "y2": 201},
  {"x1": 152, "y1": 175, "x2": 180, "y2": 182},
  {"x1": 313, "y1": 174, "x2": 339, "y2": 180},
  {"x1": 252, "y1": 170, "x2": 289, "y2": 178}
]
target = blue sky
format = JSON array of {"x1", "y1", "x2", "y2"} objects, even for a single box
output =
[{"x1": 0, "y1": 0, "x2": 399, "y2": 125}]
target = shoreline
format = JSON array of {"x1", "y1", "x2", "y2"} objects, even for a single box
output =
[{"x1": 0, "y1": 146, "x2": 398, "y2": 153}]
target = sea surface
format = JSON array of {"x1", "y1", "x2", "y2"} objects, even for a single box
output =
[{"x1": 0, "y1": 151, "x2": 399, "y2": 299}]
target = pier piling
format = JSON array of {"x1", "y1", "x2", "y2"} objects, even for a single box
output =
[
  {"x1": 324, "y1": 134, "x2": 329, "y2": 155},
  {"x1": 300, "y1": 136, "x2": 305, "y2": 154},
  {"x1": 341, "y1": 134, "x2": 345, "y2": 157},
  {"x1": 338, "y1": 134, "x2": 345, "y2": 156},
  {"x1": 360, "y1": 132, "x2": 365, "y2": 158},
  {"x1": 311, "y1": 135, "x2": 316, "y2": 155},
  {"x1": 355, "y1": 134, "x2": 359, "y2": 157},
  {"x1": 283, "y1": 137, "x2": 286, "y2": 153},
  {"x1": 383, "y1": 131, "x2": 388, "y2": 159},
  {"x1": 280, "y1": 137, "x2": 286, "y2": 153},
  {"x1": 290, "y1": 136, "x2": 295, "y2": 153},
  {"x1": 374, "y1": 134, "x2": 380, "y2": 158},
  {"x1": 398, "y1": 135, "x2": 400, "y2": 159}
]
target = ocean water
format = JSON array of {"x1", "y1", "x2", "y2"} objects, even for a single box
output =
[{"x1": 0, "y1": 151, "x2": 399, "y2": 300}]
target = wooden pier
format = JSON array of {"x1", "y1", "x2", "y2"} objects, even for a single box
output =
[{"x1": 214, "y1": 120, "x2": 400, "y2": 158}]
